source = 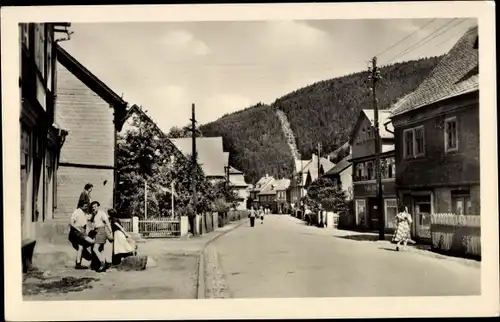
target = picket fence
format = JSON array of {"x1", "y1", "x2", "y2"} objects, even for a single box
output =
[{"x1": 430, "y1": 213, "x2": 481, "y2": 258}]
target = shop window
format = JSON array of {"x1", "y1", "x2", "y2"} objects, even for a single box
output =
[
  {"x1": 445, "y1": 117, "x2": 458, "y2": 152},
  {"x1": 384, "y1": 199, "x2": 398, "y2": 229}
]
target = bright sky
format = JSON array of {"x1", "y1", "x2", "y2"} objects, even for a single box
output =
[{"x1": 60, "y1": 18, "x2": 477, "y2": 133}]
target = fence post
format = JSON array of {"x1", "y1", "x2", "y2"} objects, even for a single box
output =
[
  {"x1": 132, "y1": 216, "x2": 139, "y2": 234},
  {"x1": 180, "y1": 216, "x2": 189, "y2": 236}
]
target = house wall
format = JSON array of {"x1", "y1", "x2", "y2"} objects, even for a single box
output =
[
  {"x1": 54, "y1": 62, "x2": 115, "y2": 219},
  {"x1": 393, "y1": 95, "x2": 479, "y2": 189},
  {"x1": 339, "y1": 165, "x2": 353, "y2": 199}
]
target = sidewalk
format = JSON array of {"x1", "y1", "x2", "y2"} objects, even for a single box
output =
[
  {"x1": 288, "y1": 215, "x2": 481, "y2": 268},
  {"x1": 23, "y1": 220, "x2": 245, "y2": 301}
]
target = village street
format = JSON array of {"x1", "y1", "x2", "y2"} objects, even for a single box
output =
[{"x1": 205, "y1": 215, "x2": 481, "y2": 298}]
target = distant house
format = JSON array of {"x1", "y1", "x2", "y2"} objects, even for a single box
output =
[
  {"x1": 275, "y1": 179, "x2": 291, "y2": 214},
  {"x1": 258, "y1": 177, "x2": 278, "y2": 212},
  {"x1": 389, "y1": 26, "x2": 479, "y2": 241},
  {"x1": 288, "y1": 159, "x2": 310, "y2": 207},
  {"x1": 350, "y1": 109, "x2": 396, "y2": 231},
  {"x1": 250, "y1": 174, "x2": 275, "y2": 209},
  {"x1": 304, "y1": 153, "x2": 336, "y2": 187},
  {"x1": 54, "y1": 44, "x2": 129, "y2": 223},
  {"x1": 228, "y1": 166, "x2": 249, "y2": 211},
  {"x1": 171, "y1": 137, "x2": 227, "y2": 183},
  {"x1": 324, "y1": 153, "x2": 353, "y2": 200}
]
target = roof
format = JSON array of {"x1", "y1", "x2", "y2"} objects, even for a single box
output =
[
  {"x1": 391, "y1": 26, "x2": 479, "y2": 117},
  {"x1": 308, "y1": 157, "x2": 336, "y2": 182},
  {"x1": 295, "y1": 159, "x2": 310, "y2": 173},
  {"x1": 325, "y1": 154, "x2": 352, "y2": 176},
  {"x1": 171, "y1": 137, "x2": 226, "y2": 177},
  {"x1": 274, "y1": 178, "x2": 291, "y2": 191},
  {"x1": 228, "y1": 166, "x2": 247, "y2": 187},
  {"x1": 229, "y1": 166, "x2": 243, "y2": 174},
  {"x1": 328, "y1": 141, "x2": 351, "y2": 160},
  {"x1": 252, "y1": 175, "x2": 275, "y2": 192},
  {"x1": 259, "y1": 178, "x2": 278, "y2": 195},
  {"x1": 56, "y1": 44, "x2": 128, "y2": 130}
]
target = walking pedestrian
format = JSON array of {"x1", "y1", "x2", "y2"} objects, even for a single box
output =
[
  {"x1": 392, "y1": 206, "x2": 414, "y2": 251},
  {"x1": 249, "y1": 207, "x2": 256, "y2": 227},
  {"x1": 259, "y1": 206, "x2": 265, "y2": 224}
]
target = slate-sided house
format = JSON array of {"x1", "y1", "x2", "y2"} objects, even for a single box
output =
[
  {"x1": 350, "y1": 109, "x2": 397, "y2": 231},
  {"x1": 250, "y1": 174, "x2": 275, "y2": 209},
  {"x1": 304, "y1": 153, "x2": 336, "y2": 188},
  {"x1": 227, "y1": 166, "x2": 250, "y2": 211},
  {"x1": 275, "y1": 178, "x2": 291, "y2": 214},
  {"x1": 171, "y1": 137, "x2": 226, "y2": 183},
  {"x1": 54, "y1": 44, "x2": 128, "y2": 221},
  {"x1": 19, "y1": 23, "x2": 72, "y2": 242},
  {"x1": 324, "y1": 153, "x2": 353, "y2": 200},
  {"x1": 258, "y1": 177, "x2": 278, "y2": 212},
  {"x1": 389, "y1": 26, "x2": 479, "y2": 241}
]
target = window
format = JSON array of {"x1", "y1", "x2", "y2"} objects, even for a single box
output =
[
  {"x1": 34, "y1": 24, "x2": 45, "y2": 77},
  {"x1": 366, "y1": 161, "x2": 374, "y2": 180},
  {"x1": 452, "y1": 191, "x2": 471, "y2": 215},
  {"x1": 46, "y1": 33, "x2": 53, "y2": 91},
  {"x1": 21, "y1": 126, "x2": 31, "y2": 220},
  {"x1": 355, "y1": 199, "x2": 366, "y2": 226},
  {"x1": 20, "y1": 24, "x2": 30, "y2": 49},
  {"x1": 403, "y1": 126, "x2": 425, "y2": 158},
  {"x1": 355, "y1": 162, "x2": 365, "y2": 182},
  {"x1": 384, "y1": 199, "x2": 398, "y2": 229},
  {"x1": 445, "y1": 117, "x2": 458, "y2": 152}
]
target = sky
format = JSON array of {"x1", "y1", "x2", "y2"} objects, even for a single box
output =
[{"x1": 60, "y1": 18, "x2": 477, "y2": 133}]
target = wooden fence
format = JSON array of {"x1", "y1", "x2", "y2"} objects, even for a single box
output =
[
  {"x1": 430, "y1": 213, "x2": 481, "y2": 258},
  {"x1": 139, "y1": 218, "x2": 181, "y2": 238},
  {"x1": 120, "y1": 218, "x2": 133, "y2": 232}
]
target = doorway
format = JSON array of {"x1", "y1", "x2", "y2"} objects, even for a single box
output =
[{"x1": 367, "y1": 197, "x2": 380, "y2": 230}]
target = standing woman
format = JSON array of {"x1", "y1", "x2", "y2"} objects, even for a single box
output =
[
  {"x1": 90, "y1": 201, "x2": 113, "y2": 272},
  {"x1": 77, "y1": 183, "x2": 93, "y2": 214},
  {"x1": 249, "y1": 206, "x2": 256, "y2": 227},
  {"x1": 107, "y1": 209, "x2": 137, "y2": 265},
  {"x1": 392, "y1": 206, "x2": 413, "y2": 251}
]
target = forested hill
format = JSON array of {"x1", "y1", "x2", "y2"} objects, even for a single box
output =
[{"x1": 200, "y1": 56, "x2": 442, "y2": 184}]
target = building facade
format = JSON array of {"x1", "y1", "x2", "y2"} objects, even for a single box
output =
[
  {"x1": 390, "y1": 26, "x2": 479, "y2": 241},
  {"x1": 350, "y1": 109, "x2": 398, "y2": 231},
  {"x1": 275, "y1": 179, "x2": 291, "y2": 214},
  {"x1": 228, "y1": 166, "x2": 250, "y2": 211},
  {"x1": 54, "y1": 44, "x2": 128, "y2": 221},
  {"x1": 20, "y1": 23, "x2": 72, "y2": 242}
]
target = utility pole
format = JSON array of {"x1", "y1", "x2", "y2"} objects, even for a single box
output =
[
  {"x1": 369, "y1": 56, "x2": 384, "y2": 241},
  {"x1": 317, "y1": 142, "x2": 322, "y2": 179},
  {"x1": 190, "y1": 103, "x2": 198, "y2": 235},
  {"x1": 144, "y1": 180, "x2": 148, "y2": 219}
]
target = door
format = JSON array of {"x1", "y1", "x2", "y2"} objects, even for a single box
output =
[{"x1": 413, "y1": 195, "x2": 432, "y2": 239}]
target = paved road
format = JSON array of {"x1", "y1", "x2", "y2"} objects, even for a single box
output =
[{"x1": 210, "y1": 215, "x2": 481, "y2": 298}]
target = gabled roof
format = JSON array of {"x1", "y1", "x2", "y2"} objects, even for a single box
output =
[
  {"x1": 391, "y1": 26, "x2": 479, "y2": 117},
  {"x1": 307, "y1": 157, "x2": 336, "y2": 183},
  {"x1": 56, "y1": 44, "x2": 128, "y2": 130},
  {"x1": 325, "y1": 154, "x2": 352, "y2": 177},
  {"x1": 228, "y1": 166, "x2": 247, "y2": 187},
  {"x1": 349, "y1": 109, "x2": 393, "y2": 144},
  {"x1": 259, "y1": 178, "x2": 278, "y2": 195},
  {"x1": 171, "y1": 137, "x2": 226, "y2": 177},
  {"x1": 275, "y1": 178, "x2": 291, "y2": 191}
]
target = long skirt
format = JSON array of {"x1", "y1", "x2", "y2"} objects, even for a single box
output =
[
  {"x1": 250, "y1": 217, "x2": 255, "y2": 227},
  {"x1": 392, "y1": 221, "x2": 411, "y2": 243}
]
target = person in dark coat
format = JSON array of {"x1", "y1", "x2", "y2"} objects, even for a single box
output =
[{"x1": 77, "y1": 183, "x2": 93, "y2": 213}]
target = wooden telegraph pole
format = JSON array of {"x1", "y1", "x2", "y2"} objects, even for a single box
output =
[
  {"x1": 191, "y1": 103, "x2": 198, "y2": 236},
  {"x1": 369, "y1": 56, "x2": 385, "y2": 241}
]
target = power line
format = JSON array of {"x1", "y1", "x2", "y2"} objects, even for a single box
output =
[
  {"x1": 383, "y1": 18, "x2": 466, "y2": 64},
  {"x1": 375, "y1": 18, "x2": 437, "y2": 58},
  {"x1": 426, "y1": 26, "x2": 471, "y2": 52}
]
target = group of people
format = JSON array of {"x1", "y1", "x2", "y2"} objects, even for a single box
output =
[
  {"x1": 248, "y1": 206, "x2": 265, "y2": 227},
  {"x1": 68, "y1": 183, "x2": 137, "y2": 272}
]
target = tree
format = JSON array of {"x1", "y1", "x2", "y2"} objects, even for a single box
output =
[
  {"x1": 116, "y1": 111, "x2": 214, "y2": 219},
  {"x1": 167, "y1": 124, "x2": 203, "y2": 138},
  {"x1": 306, "y1": 177, "x2": 349, "y2": 214}
]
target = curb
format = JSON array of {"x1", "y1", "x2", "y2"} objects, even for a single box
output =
[{"x1": 196, "y1": 220, "x2": 245, "y2": 299}]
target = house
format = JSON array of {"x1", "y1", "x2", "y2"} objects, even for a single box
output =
[
  {"x1": 350, "y1": 109, "x2": 397, "y2": 231},
  {"x1": 171, "y1": 137, "x2": 227, "y2": 183},
  {"x1": 258, "y1": 177, "x2": 278, "y2": 212},
  {"x1": 250, "y1": 174, "x2": 275, "y2": 209},
  {"x1": 389, "y1": 26, "x2": 479, "y2": 241},
  {"x1": 53, "y1": 44, "x2": 129, "y2": 225},
  {"x1": 19, "y1": 23, "x2": 72, "y2": 242},
  {"x1": 288, "y1": 159, "x2": 310, "y2": 207},
  {"x1": 228, "y1": 166, "x2": 250, "y2": 211},
  {"x1": 304, "y1": 153, "x2": 336, "y2": 188},
  {"x1": 275, "y1": 179, "x2": 291, "y2": 214},
  {"x1": 324, "y1": 153, "x2": 353, "y2": 199}
]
